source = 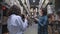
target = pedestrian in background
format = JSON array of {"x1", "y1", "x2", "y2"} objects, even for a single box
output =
[
  {"x1": 7, "y1": 5, "x2": 28, "y2": 34},
  {"x1": 48, "y1": 14, "x2": 55, "y2": 34},
  {"x1": 38, "y1": 9, "x2": 48, "y2": 34}
]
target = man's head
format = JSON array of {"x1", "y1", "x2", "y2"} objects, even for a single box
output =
[{"x1": 39, "y1": 8, "x2": 47, "y2": 16}]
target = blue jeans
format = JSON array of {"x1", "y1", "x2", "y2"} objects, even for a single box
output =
[{"x1": 38, "y1": 26, "x2": 48, "y2": 34}]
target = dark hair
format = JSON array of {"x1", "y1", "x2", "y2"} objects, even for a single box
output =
[
  {"x1": 48, "y1": 14, "x2": 55, "y2": 18},
  {"x1": 8, "y1": 5, "x2": 21, "y2": 16},
  {"x1": 41, "y1": 9, "x2": 47, "y2": 16}
]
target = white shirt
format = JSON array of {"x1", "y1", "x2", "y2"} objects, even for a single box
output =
[{"x1": 7, "y1": 14, "x2": 28, "y2": 34}]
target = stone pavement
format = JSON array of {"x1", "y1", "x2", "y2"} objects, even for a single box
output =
[{"x1": 24, "y1": 23, "x2": 38, "y2": 34}]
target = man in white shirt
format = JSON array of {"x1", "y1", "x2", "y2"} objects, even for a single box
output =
[{"x1": 7, "y1": 5, "x2": 28, "y2": 34}]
